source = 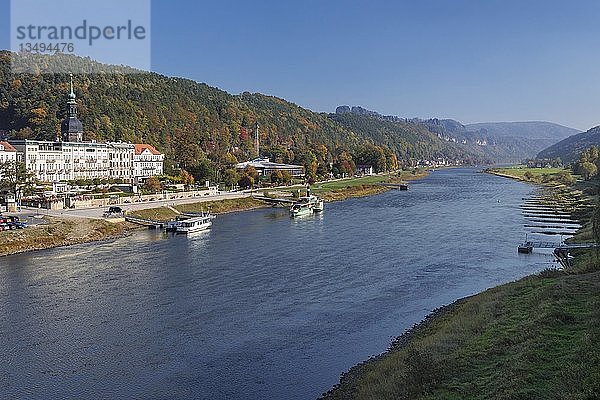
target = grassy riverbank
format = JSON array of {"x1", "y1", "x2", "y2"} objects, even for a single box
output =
[
  {"x1": 304, "y1": 170, "x2": 428, "y2": 202},
  {"x1": 322, "y1": 171, "x2": 600, "y2": 400},
  {"x1": 128, "y1": 197, "x2": 266, "y2": 221},
  {"x1": 323, "y1": 266, "x2": 600, "y2": 400},
  {"x1": 486, "y1": 166, "x2": 576, "y2": 186},
  {"x1": 0, "y1": 217, "x2": 136, "y2": 257},
  {"x1": 129, "y1": 171, "x2": 429, "y2": 221}
]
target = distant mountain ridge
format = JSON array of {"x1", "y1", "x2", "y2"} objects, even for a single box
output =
[
  {"x1": 466, "y1": 121, "x2": 579, "y2": 140},
  {"x1": 537, "y1": 125, "x2": 600, "y2": 163},
  {"x1": 334, "y1": 106, "x2": 580, "y2": 163}
]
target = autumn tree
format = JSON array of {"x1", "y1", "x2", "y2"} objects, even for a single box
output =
[
  {"x1": 270, "y1": 170, "x2": 283, "y2": 184},
  {"x1": 580, "y1": 162, "x2": 597, "y2": 181},
  {"x1": 238, "y1": 174, "x2": 254, "y2": 189},
  {"x1": 143, "y1": 176, "x2": 162, "y2": 193},
  {"x1": 244, "y1": 166, "x2": 259, "y2": 181},
  {"x1": 281, "y1": 170, "x2": 292, "y2": 185},
  {"x1": 223, "y1": 168, "x2": 239, "y2": 188},
  {"x1": 178, "y1": 169, "x2": 195, "y2": 188}
]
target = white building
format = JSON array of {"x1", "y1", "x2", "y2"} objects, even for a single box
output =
[
  {"x1": 8, "y1": 78, "x2": 163, "y2": 184},
  {"x1": 109, "y1": 142, "x2": 135, "y2": 181},
  {"x1": 0, "y1": 141, "x2": 17, "y2": 164},
  {"x1": 235, "y1": 157, "x2": 304, "y2": 178},
  {"x1": 134, "y1": 144, "x2": 164, "y2": 182},
  {"x1": 9, "y1": 140, "x2": 139, "y2": 183}
]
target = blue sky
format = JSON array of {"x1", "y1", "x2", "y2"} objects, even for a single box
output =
[{"x1": 1, "y1": 0, "x2": 599, "y2": 130}]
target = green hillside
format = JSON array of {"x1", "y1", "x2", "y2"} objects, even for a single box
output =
[
  {"x1": 0, "y1": 52, "x2": 523, "y2": 183},
  {"x1": 466, "y1": 121, "x2": 579, "y2": 140},
  {"x1": 537, "y1": 126, "x2": 600, "y2": 164},
  {"x1": 334, "y1": 107, "x2": 578, "y2": 164}
]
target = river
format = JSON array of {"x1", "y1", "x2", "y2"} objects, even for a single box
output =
[{"x1": 0, "y1": 168, "x2": 558, "y2": 399}]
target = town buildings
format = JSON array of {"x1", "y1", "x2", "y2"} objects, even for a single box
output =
[
  {"x1": 5, "y1": 76, "x2": 164, "y2": 185},
  {"x1": 0, "y1": 141, "x2": 17, "y2": 164},
  {"x1": 134, "y1": 144, "x2": 165, "y2": 180}
]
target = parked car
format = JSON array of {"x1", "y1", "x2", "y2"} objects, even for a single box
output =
[{"x1": 103, "y1": 206, "x2": 124, "y2": 218}]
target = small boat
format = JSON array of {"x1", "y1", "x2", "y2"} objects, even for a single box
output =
[
  {"x1": 175, "y1": 213, "x2": 214, "y2": 233},
  {"x1": 290, "y1": 187, "x2": 324, "y2": 217},
  {"x1": 518, "y1": 242, "x2": 533, "y2": 253}
]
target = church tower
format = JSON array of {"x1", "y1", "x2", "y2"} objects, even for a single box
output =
[{"x1": 61, "y1": 74, "x2": 84, "y2": 142}]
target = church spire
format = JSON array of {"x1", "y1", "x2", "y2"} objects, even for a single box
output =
[
  {"x1": 61, "y1": 74, "x2": 83, "y2": 142},
  {"x1": 69, "y1": 73, "x2": 75, "y2": 99}
]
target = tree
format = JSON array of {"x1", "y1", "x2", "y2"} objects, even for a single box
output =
[
  {"x1": 270, "y1": 170, "x2": 283, "y2": 184},
  {"x1": 281, "y1": 170, "x2": 292, "y2": 185},
  {"x1": 0, "y1": 160, "x2": 37, "y2": 197},
  {"x1": 191, "y1": 157, "x2": 215, "y2": 182},
  {"x1": 223, "y1": 168, "x2": 239, "y2": 188},
  {"x1": 222, "y1": 152, "x2": 238, "y2": 167},
  {"x1": 178, "y1": 169, "x2": 195, "y2": 188},
  {"x1": 581, "y1": 162, "x2": 597, "y2": 181},
  {"x1": 143, "y1": 176, "x2": 162, "y2": 193},
  {"x1": 238, "y1": 174, "x2": 254, "y2": 189},
  {"x1": 555, "y1": 170, "x2": 575, "y2": 185},
  {"x1": 244, "y1": 166, "x2": 259, "y2": 181}
]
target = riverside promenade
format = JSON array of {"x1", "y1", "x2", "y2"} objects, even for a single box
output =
[{"x1": 13, "y1": 191, "x2": 252, "y2": 220}]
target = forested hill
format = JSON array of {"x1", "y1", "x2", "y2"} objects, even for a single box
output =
[
  {"x1": 334, "y1": 106, "x2": 579, "y2": 163},
  {"x1": 0, "y1": 51, "x2": 548, "y2": 182},
  {"x1": 329, "y1": 112, "x2": 484, "y2": 164},
  {"x1": 0, "y1": 51, "x2": 366, "y2": 179},
  {"x1": 466, "y1": 121, "x2": 579, "y2": 140},
  {"x1": 537, "y1": 125, "x2": 600, "y2": 163}
]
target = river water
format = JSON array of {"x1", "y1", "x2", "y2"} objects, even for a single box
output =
[{"x1": 0, "y1": 168, "x2": 557, "y2": 399}]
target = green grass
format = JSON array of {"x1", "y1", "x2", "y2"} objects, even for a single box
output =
[
  {"x1": 486, "y1": 166, "x2": 578, "y2": 186},
  {"x1": 323, "y1": 267, "x2": 600, "y2": 400},
  {"x1": 494, "y1": 166, "x2": 565, "y2": 177},
  {"x1": 127, "y1": 197, "x2": 265, "y2": 221},
  {"x1": 277, "y1": 171, "x2": 429, "y2": 202}
]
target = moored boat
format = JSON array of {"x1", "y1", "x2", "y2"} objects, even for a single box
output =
[
  {"x1": 289, "y1": 187, "x2": 324, "y2": 217},
  {"x1": 174, "y1": 213, "x2": 214, "y2": 233}
]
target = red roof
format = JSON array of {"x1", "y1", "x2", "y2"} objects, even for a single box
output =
[
  {"x1": 134, "y1": 144, "x2": 161, "y2": 155},
  {"x1": 0, "y1": 141, "x2": 16, "y2": 152}
]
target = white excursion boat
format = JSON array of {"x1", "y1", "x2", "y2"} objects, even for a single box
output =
[
  {"x1": 289, "y1": 188, "x2": 324, "y2": 218},
  {"x1": 174, "y1": 213, "x2": 214, "y2": 233}
]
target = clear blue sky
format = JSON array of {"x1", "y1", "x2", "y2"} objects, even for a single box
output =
[{"x1": 1, "y1": 0, "x2": 599, "y2": 130}]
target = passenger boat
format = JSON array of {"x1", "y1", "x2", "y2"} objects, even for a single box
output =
[
  {"x1": 289, "y1": 188, "x2": 324, "y2": 217},
  {"x1": 174, "y1": 213, "x2": 214, "y2": 233}
]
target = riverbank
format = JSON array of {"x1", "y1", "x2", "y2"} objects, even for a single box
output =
[
  {"x1": 126, "y1": 196, "x2": 267, "y2": 221},
  {"x1": 128, "y1": 171, "x2": 430, "y2": 221},
  {"x1": 312, "y1": 170, "x2": 428, "y2": 202},
  {"x1": 0, "y1": 170, "x2": 429, "y2": 257},
  {"x1": 322, "y1": 265, "x2": 600, "y2": 399},
  {"x1": 485, "y1": 166, "x2": 575, "y2": 185},
  {"x1": 0, "y1": 217, "x2": 138, "y2": 257},
  {"x1": 322, "y1": 172, "x2": 600, "y2": 400}
]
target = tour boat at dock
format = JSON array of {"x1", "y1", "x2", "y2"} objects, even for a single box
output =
[
  {"x1": 170, "y1": 212, "x2": 214, "y2": 233},
  {"x1": 289, "y1": 187, "x2": 324, "y2": 217}
]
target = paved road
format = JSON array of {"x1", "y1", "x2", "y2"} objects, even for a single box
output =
[{"x1": 13, "y1": 192, "x2": 252, "y2": 220}]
